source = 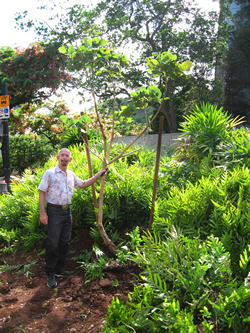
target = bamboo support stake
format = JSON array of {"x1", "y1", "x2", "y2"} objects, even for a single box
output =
[{"x1": 149, "y1": 116, "x2": 164, "y2": 229}]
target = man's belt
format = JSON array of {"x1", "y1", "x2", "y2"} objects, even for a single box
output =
[{"x1": 47, "y1": 203, "x2": 70, "y2": 210}]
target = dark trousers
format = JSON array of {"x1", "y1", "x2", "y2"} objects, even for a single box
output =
[{"x1": 45, "y1": 205, "x2": 72, "y2": 275}]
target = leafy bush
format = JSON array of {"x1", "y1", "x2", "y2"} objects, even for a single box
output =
[
  {"x1": 104, "y1": 230, "x2": 250, "y2": 332},
  {"x1": 153, "y1": 166, "x2": 250, "y2": 278},
  {"x1": 159, "y1": 156, "x2": 200, "y2": 191},
  {"x1": 216, "y1": 127, "x2": 250, "y2": 170},
  {"x1": 0, "y1": 134, "x2": 54, "y2": 176},
  {"x1": 154, "y1": 176, "x2": 219, "y2": 239},
  {"x1": 178, "y1": 102, "x2": 243, "y2": 164}
]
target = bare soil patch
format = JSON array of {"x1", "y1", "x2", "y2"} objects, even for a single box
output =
[{"x1": 0, "y1": 229, "x2": 140, "y2": 332}]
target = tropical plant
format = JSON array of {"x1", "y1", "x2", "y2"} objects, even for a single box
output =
[
  {"x1": 153, "y1": 165, "x2": 250, "y2": 278},
  {"x1": 216, "y1": 127, "x2": 250, "y2": 170},
  {"x1": 104, "y1": 230, "x2": 250, "y2": 332},
  {"x1": 178, "y1": 102, "x2": 244, "y2": 164}
]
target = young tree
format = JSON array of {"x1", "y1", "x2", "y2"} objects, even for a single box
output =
[
  {"x1": 59, "y1": 37, "x2": 192, "y2": 254},
  {"x1": 0, "y1": 43, "x2": 71, "y2": 108}
]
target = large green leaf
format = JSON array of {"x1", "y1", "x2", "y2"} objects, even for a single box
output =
[
  {"x1": 92, "y1": 37, "x2": 100, "y2": 45},
  {"x1": 180, "y1": 61, "x2": 193, "y2": 71},
  {"x1": 84, "y1": 37, "x2": 92, "y2": 47},
  {"x1": 99, "y1": 39, "x2": 107, "y2": 46},
  {"x1": 68, "y1": 45, "x2": 75, "y2": 55},
  {"x1": 59, "y1": 115, "x2": 68, "y2": 123},
  {"x1": 159, "y1": 51, "x2": 177, "y2": 63},
  {"x1": 146, "y1": 59, "x2": 159, "y2": 69},
  {"x1": 80, "y1": 114, "x2": 92, "y2": 123},
  {"x1": 58, "y1": 46, "x2": 67, "y2": 54}
]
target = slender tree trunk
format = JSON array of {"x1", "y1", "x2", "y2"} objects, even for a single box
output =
[{"x1": 168, "y1": 78, "x2": 177, "y2": 133}]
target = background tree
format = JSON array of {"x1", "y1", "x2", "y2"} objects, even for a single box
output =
[
  {"x1": 0, "y1": 42, "x2": 71, "y2": 108},
  {"x1": 224, "y1": 0, "x2": 250, "y2": 124},
  {"x1": 15, "y1": 0, "x2": 232, "y2": 133},
  {"x1": 9, "y1": 100, "x2": 71, "y2": 148}
]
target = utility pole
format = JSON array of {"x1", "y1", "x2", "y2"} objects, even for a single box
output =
[{"x1": 0, "y1": 83, "x2": 11, "y2": 193}]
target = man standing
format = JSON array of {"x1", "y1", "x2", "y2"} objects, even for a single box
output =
[{"x1": 38, "y1": 148, "x2": 106, "y2": 288}]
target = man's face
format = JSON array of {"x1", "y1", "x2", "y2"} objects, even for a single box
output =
[{"x1": 57, "y1": 149, "x2": 72, "y2": 168}]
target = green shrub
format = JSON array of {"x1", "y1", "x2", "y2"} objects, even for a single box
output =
[
  {"x1": 154, "y1": 176, "x2": 219, "y2": 239},
  {"x1": 216, "y1": 127, "x2": 250, "y2": 170},
  {"x1": 154, "y1": 166, "x2": 250, "y2": 278},
  {"x1": 104, "y1": 231, "x2": 250, "y2": 332},
  {"x1": 178, "y1": 102, "x2": 243, "y2": 164},
  {"x1": 0, "y1": 134, "x2": 54, "y2": 176},
  {"x1": 209, "y1": 167, "x2": 250, "y2": 277}
]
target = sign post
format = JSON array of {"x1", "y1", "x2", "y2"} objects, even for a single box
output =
[
  {"x1": 0, "y1": 95, "x2": 10, "y2": 118},
  {"x1": 0, "y1": 83, "x2": 11, "y2": 193}
]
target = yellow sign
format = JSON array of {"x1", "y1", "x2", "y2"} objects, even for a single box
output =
[{"x1": 0, "y1": 95, "x2": 9, "y2": 107}]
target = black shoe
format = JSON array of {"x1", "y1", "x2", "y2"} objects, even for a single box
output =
[
  {"x1": 55, "y1": 269, "x2": 73, "y2": 277},
  {"x1": 46, "y1": 274, "x2": 57, "y2": 288}
]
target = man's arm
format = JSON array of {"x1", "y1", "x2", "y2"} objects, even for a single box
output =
[
  {"x1": 39, "y1": 190, "x2": 48, "y2": 225},
  {"x1": 80, "y1": 168, "x2": 107, "y2": 189}
]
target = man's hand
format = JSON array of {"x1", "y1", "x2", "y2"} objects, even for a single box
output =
[
  {"x1": 95, "y1": 168, "x2": 108, "y2": 179},
  {"x1": 40, "y1": 212, "x2": 48, "y2": 225}
]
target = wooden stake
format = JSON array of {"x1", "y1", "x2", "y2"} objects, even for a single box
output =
[{"x1": 149, "y1": 116, "x2": 164, "y2": 229}]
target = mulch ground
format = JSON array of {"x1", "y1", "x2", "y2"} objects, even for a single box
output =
[{"x1": 0, "y1": 229, "x2": 140, "y2": 333}]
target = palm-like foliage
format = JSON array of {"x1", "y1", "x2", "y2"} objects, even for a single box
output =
[
  {"x1": 216, "y1": 127, "x2": 250, "y2": 169},
  {"x1": 178, "y1": 102, "x2": 244, "y2": 163}
]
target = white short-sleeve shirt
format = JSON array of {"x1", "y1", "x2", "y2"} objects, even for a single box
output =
[{"x1": 38, "y1": 165, "x2": 85, "y2": 205}]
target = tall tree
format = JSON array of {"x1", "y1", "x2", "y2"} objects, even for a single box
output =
[{"x1": 224, "y1": 0, "x2": 250, "y2": 124}]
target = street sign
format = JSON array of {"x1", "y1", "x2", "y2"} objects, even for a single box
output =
[
  {"x1": 0, "y1": 95, "x2": 9, "y2": 107},
  {"x1": 0, "y1": 107, "x2": 9, "y2": 118}
]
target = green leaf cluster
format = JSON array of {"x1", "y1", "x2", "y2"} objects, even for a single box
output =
[
  {"x1": 0, "y1": 135, "x2": 54, "y2": 176},
  {"x1": 104, "y1": 231, "x2": 250, "y2": 332},
  {"x1": 59, "y1": 37, "x2": 128, "y2": 78},
  {"x1": 147, "y1": 51, "x2": 192, "y2": 79},
  {"x1": 178, "y1": 102, "x2": 244, "y2": 164}
]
